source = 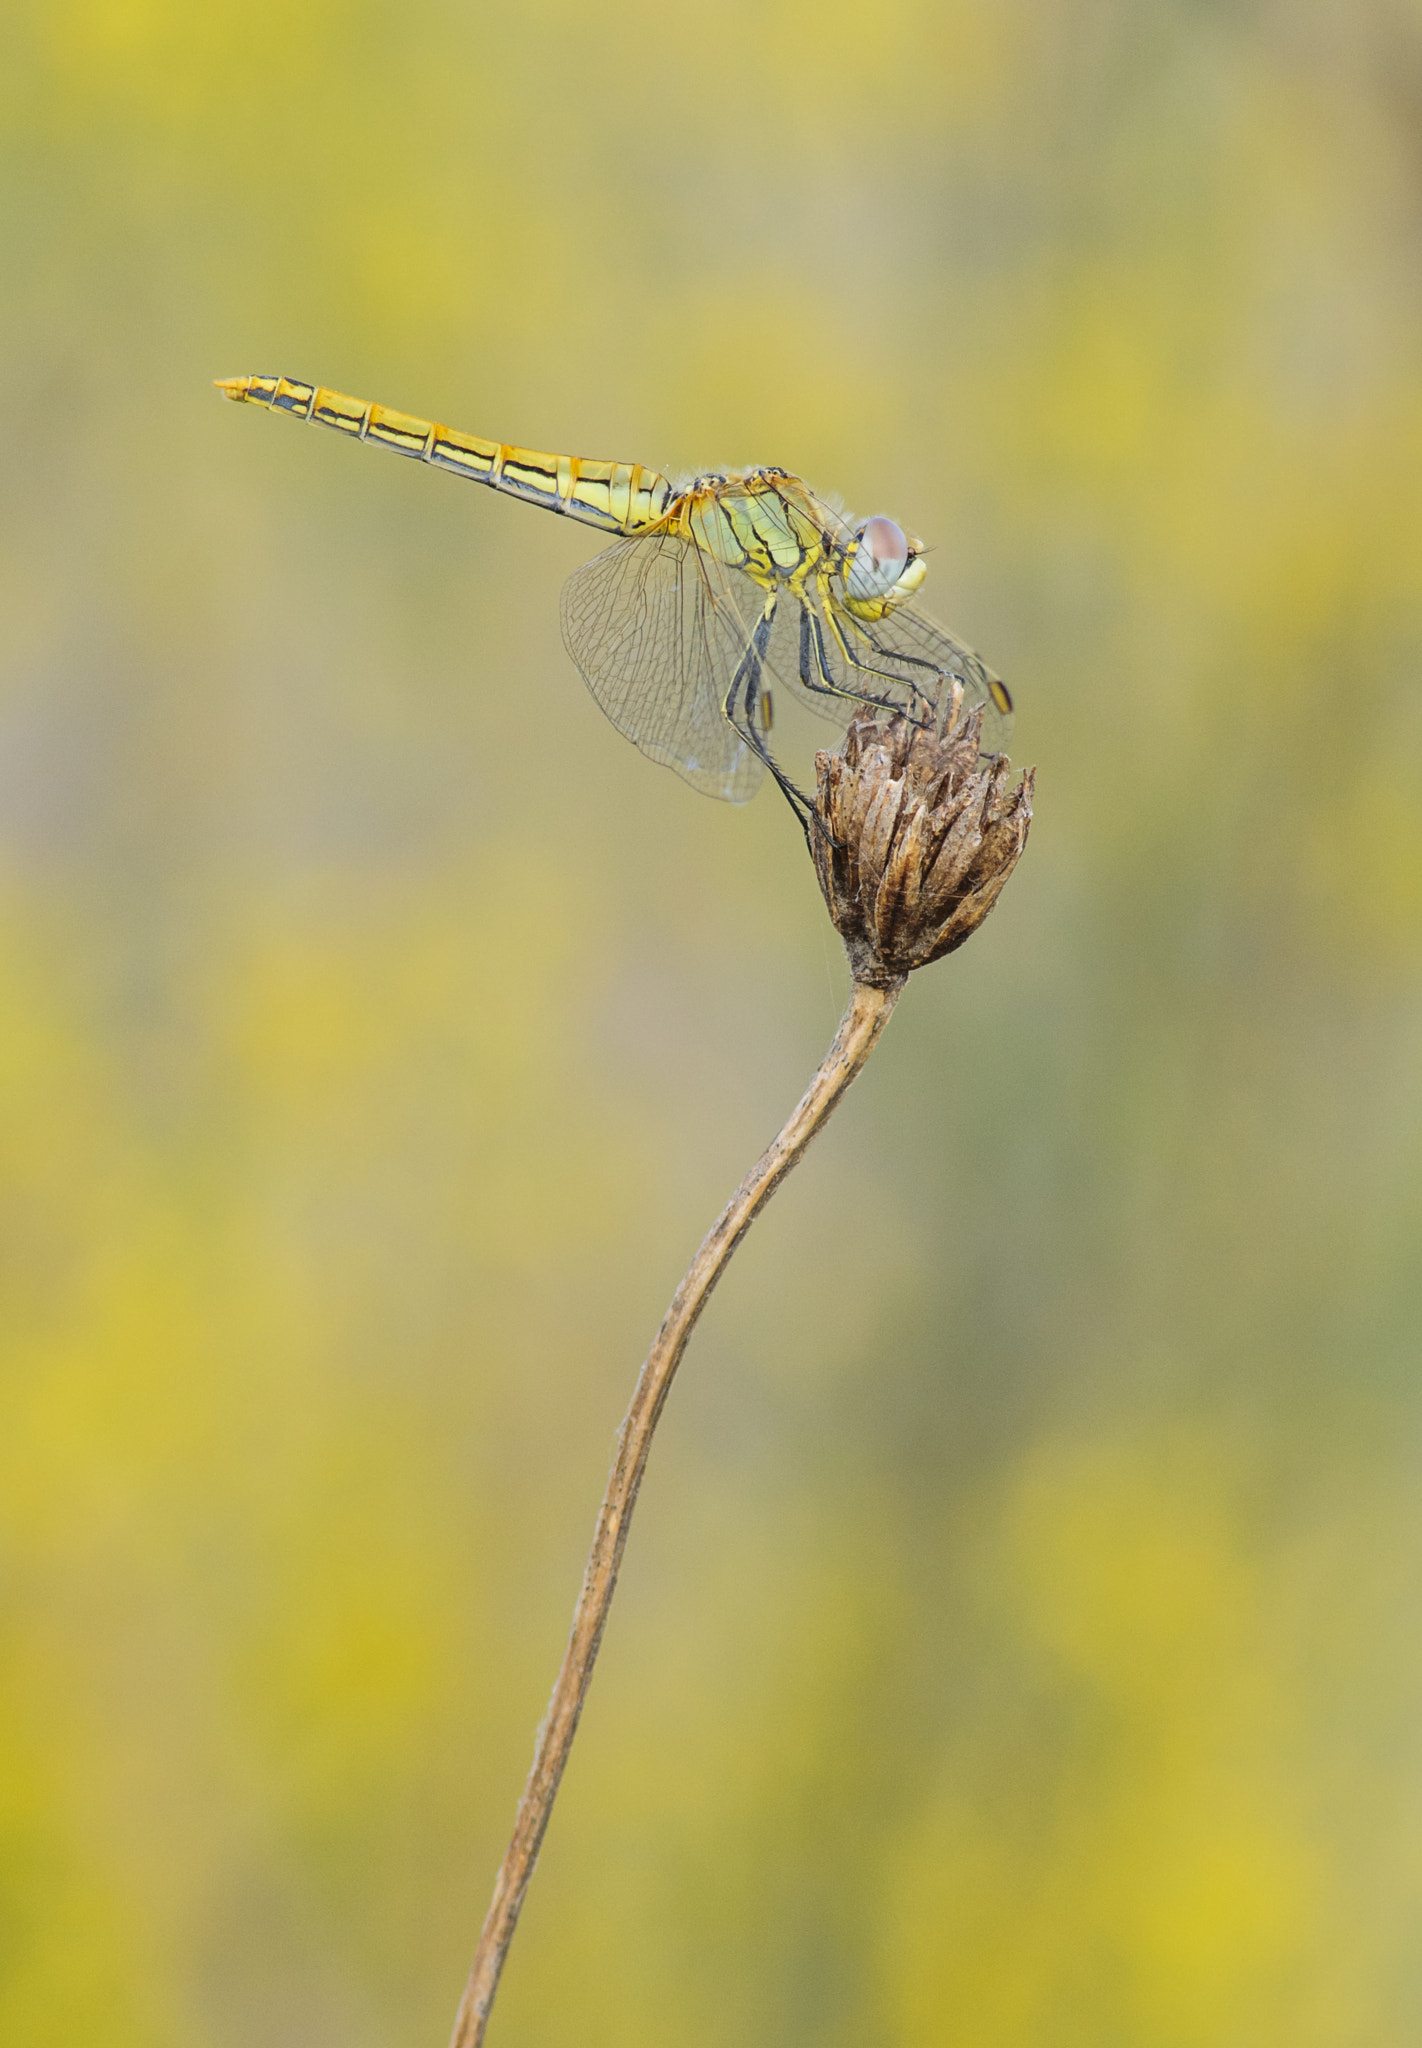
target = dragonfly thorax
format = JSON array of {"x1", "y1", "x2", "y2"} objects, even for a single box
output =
[{"x1": 677, "y1": 470, "x2": 832, "y2": 582}]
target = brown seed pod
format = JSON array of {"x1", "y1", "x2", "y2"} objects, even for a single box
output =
[{"x1": 811, "y1": 685, "x2": 1035, "y2": 987}]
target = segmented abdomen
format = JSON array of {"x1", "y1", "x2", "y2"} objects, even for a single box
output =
[{"x1": 216, "y1": 375, "x2": 672, "y2": 535}]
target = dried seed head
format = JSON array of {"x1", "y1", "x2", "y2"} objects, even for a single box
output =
[{"x1": 811, "y1": 685, "x2": 1035, "y2": 987}]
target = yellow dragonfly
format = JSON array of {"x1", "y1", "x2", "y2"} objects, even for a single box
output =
[{"x1": 216, "y1": 374, "x2": 1012, "y2": 820}]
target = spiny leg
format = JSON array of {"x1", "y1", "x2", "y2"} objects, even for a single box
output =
[
  {"x1": 844, "y1": 612, "x2": 999, "y2": 736},
  {"x1": 795, "y1": 603, "x2": 934, "y2": 726},
  {"x1": 847, "y1": 612, "x2": 1009, "y2": 738},
  {"x1": 819, "y1": 603, "x2": 949, "y2": 720},
  {"x1": 724, "y1": 601, "x2": 818, "y2": 835},
  {"x1": 829, "y1": 605, "x2": 982, "y2": 729}
]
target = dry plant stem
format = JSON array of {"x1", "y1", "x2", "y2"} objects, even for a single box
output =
[{"x1": 448, "y1": 975, "x2": 905, "y2": 2048}]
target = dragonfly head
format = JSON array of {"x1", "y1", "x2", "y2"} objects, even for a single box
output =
[{"x1": 843, "y1": 516, "x2": 927, "y2": 606}]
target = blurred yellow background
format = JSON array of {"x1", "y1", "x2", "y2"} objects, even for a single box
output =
[{"x1": 4, "y1": 3, "x2": 1422, "y2": 2043}]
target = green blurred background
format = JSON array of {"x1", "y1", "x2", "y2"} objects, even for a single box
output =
[{"x1": 4, "y1": 2, "x2": 1422, "y2": 2043}]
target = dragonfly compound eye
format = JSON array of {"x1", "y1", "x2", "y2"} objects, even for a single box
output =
[{"x1": 844, "y1": 515, "x2": 910, "y2": 600}]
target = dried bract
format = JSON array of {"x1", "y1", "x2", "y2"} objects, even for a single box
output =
[{"x1": 812, "y1": 688, "x2": 1035, "y2": 987}]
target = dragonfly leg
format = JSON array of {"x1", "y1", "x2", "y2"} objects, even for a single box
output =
[
  {"x1": 832, "y1": 608, "x2": 992, "y2": 733},
  {"x1": 796, "y1": 604, "x2": 934, "y2": 726},
  {"x1": 724, "y1": 602, "x2": 819, "y2": 837},
  {"x1": 825, "y1": 608, "x2": 950, "y2": 720}
]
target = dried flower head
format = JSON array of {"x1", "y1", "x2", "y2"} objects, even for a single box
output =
[{"x1": 811, "y1": 686, "x2": 1035, "y2": 987}]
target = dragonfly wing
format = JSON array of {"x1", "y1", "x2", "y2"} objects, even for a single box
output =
[
  {"x1": 788, "y1": 590, "x2": 1014, "y2": 755},
  {"x1": 560, "y1": 530, "x2": 766, "y2": 803}
]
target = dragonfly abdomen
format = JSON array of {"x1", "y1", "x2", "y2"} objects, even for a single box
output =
[{"x1": 215, "y1": 376, "x2": 672, "y2": 534}]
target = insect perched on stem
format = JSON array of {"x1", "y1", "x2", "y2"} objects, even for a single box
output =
[{"x1": 217, "y1": 374, "x2": 1013, "y2": 827}]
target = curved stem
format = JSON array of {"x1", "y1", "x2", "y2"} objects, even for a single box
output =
[{"x1": 448, "y1": 976, "x2": 905, "y2": 2048}]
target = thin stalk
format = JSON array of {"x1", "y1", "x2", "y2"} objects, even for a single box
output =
[{"x1": 448, "y1": 975, "x2": 905, "y2": 2048}]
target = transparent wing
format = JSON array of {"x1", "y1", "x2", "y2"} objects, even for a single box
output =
[
  {"x1": 826, "y1": 592, "x2": 1015, "y2": 754},
  {"x1": 560, "y1": 529, "x2": 767, "y2": 803},
  {"x1": 763, "y1": 584, "x2": 1014, "y2": 756}
]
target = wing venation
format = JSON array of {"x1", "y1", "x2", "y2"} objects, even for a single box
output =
[{"x1": 560, "y1": 530, "x2": 767, "y2": 803}]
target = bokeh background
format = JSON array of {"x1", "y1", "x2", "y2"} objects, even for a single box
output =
[{"x1": 4, "y1": 3, "x2": 1422, "y2": 2043}]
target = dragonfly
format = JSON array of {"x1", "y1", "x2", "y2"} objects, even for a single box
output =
[{"x1": 216, "y1": 374, "x2": 1012, "y2": 823}]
